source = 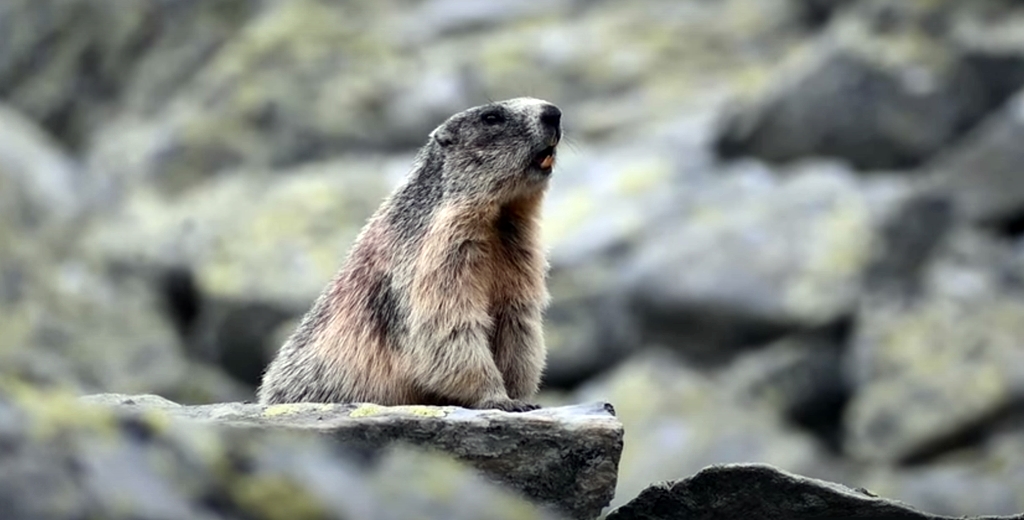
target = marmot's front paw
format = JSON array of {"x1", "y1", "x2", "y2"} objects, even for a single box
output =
[{"x1": 477, "y1": 398, "x2": 541, "y2": 412}]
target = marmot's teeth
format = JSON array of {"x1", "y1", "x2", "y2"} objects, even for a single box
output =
[{"x1": 533, "y1": 145, "x2": 556, "y2": 169}]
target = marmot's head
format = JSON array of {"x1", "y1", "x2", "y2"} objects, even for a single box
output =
[{"x1": 429, "y1": 97, "x2": 561, "y2": 201}]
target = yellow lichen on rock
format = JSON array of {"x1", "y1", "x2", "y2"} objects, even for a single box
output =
[
  {"x1": 785, "y1": 187, "x2": 873, "y2": 322},
  {"x1": 3, "y1": 382, "x2": 118, "y2": 440},
  {"x1": 399, "y1": 405, "x2": 451, "y2": 418},
  {"x1": 349, "y1": 403, "x2": 451, "y2": 418},
  {"x1": 262, "y1": 403, "x2": 335, "y2": 418},
  {"x1": 348, "y1": 403, "x2": 384, "y2": 418},
  {"x1": 229, "y1": 475, "x2": 326, "y2": 520}
]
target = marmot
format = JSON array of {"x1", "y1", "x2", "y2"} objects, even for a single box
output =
[{"x1": 257, "y1": 97, "x2": 561, "y2": 412}]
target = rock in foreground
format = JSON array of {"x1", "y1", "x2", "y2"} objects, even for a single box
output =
[
  {"x1": 83, "y1": 394, "x2": 624, "y2": 520},
  {"x1": 4, "y1": 387, "x2": 585, "y2": 520},
  {"x1": 606, "y1": 464, "x2": 1024, "y2": 520}
]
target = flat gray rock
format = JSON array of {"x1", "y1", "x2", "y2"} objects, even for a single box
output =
[
  {"x1": 82, "y1": 394, "x2": 624, "y2": 520},
  {"x1": 606, "y1": 464, "x2": 1024, "y2": 520},
  {"x1": 3, "y1": 390, "x2": 572, "y2": 520}
]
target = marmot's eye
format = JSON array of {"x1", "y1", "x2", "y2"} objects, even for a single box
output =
[{"x1": 481, "y1": 110, "x2": 505, "y2": 125}]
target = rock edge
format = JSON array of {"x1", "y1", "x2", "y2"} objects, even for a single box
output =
[
  {"x1": 82, "y1": 394, "x2": 624, "y2": 520},
  {"x1": 607, "y1": 463, "x2": 1024, "y2": 520}
]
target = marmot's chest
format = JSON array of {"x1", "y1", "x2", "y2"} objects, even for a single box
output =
[{"x1": 482, "y1": 233, "x2": 546, "y2": 308}]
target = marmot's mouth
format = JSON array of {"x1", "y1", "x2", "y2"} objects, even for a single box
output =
[{"x1": 533, "y1": 146, "x2": 557, "y2": 173}]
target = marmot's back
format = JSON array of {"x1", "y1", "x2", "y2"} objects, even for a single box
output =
[{"x1": 257, "y1": 98, "x2": 561, "y2": 412}]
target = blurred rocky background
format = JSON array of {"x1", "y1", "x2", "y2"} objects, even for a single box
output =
[{"x1": 4, "y1": 0, "x2": 1024, "y2": 517}]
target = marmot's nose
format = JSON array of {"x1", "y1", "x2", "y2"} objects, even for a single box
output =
[{"x1": 539, "y1": 105, "x2": 561, "y2": 129}]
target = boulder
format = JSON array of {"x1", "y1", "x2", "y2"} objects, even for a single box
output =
[
  {"x1": 845, "y1": 228, "x2": 1024, "y2": 463},
  {"x1": 575, "y1": 351, "x2": 844, "y2": 512},
  {"x1": 0, "y1": 386, "x2": 574, "y2": 520},
  {"x1": 715, "y1": 0, "x2": 1010, "y2": 170},
  {"x1": 0, "y1": 103, "x2": 85, "y2": 226},
  {"x1": 605, "y1": 463, "x2": 1024, "y2": 520},
  {"x1": 620, "y1": 162, "x2": 907, "y2": 363},
  {"x1": 859, "y1": 191, "x2": 956, "y2": 298},
  {"x1": 0, "y1": 249, "x2": 249, "y2": 404},
  {"x1": 857, "y1": 426, "x2": 1024, "y2": 516},
  {"x1": 0, "y1": 97, "x2": 244, "y2": 405},
  {"x1": 719, "y1": 325, "x2": 850, "y2": 449},
  {"x1": 82, "y1": 158, "x2": 396, "y2": 310},
  {"x1": 80, "y1": 159, "x2": 396, "y2": 384},
  {"x1": 83, "y1": 394, "x2": 624, "y2": 519},
  {"x1": 542, "y1": 259, "x2": 640, "y2": 389},
  {"x1": 0, "y1": 0, "x2": 257, "y2": 149},
  {"x1": 927, "y1": 91, "x2": 1024, "y2": 225},
  {"x1": 539, "y1": 130, "x2": 694, "y2": 388},
  {"x1": 581, "y1": 336, "x2": 1024, "y2": 518},
  {"x1": 81, "y1": 0, "x2": 807, "y2": 196},
  {"x1": 951, "y1": 5, "x2": 1024, "y2": 111}
]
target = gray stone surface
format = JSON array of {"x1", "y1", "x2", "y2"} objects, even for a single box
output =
[
  {"x1": 0, "y1": 246, "x2": 249, "y2": 405},
  {"x1": 846, "y1": 228, "x2": 1024, "y2": 463},
  {"x1": 0, "y1": 0, "x2": 258, "y2": 149},
  {"x1": 0, "y1": 103, "x2": 85, "y2": 225},
  {"x1": 721, "y1": 326, "x2": 849, "y2": 440},
  {"x1": 606, "y1": 463, "x2": 1024, "y2": 520},
  {"x1": 1, "y1": 387, "x2": 571, "y2": 520},
  {"x1": 928, "y1": 91, "x2": 1024, "y2": 224},
  {"x1": 7, "y1": 1, "x2": 1024, "y2": 518},
  {"x1": 575, "y1": 351, "x2": 845, "y2": 512},
  {"x1": 83, "y1": 394, "x2": 624, "y2": 520},
  {"x1": 621, "y1": 163, "x2": 906, "y2": 362},
  {"x1": 80, "y1": 159, "x2": 397, "y2": 310},
  {"x1": 715, "y1": 0, "x2": 1022, "y2": 170}
]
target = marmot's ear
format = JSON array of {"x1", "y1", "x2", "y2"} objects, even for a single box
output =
[{"x1": 432, "y1": 126, "x2": 456, "y2": 147}]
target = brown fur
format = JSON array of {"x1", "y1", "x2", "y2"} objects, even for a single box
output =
[{"x1": 257, "y1": 98, "x2": 560, "y2": 411}]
